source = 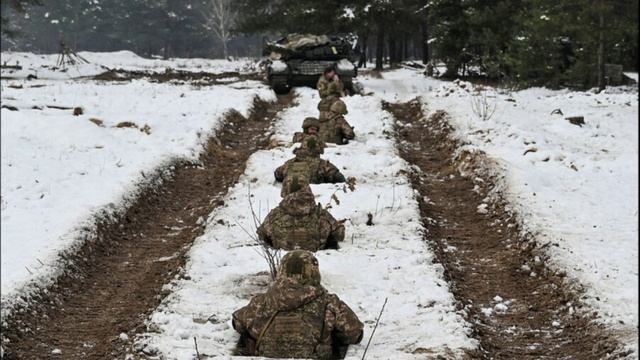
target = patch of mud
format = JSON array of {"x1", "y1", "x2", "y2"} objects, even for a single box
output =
[
  {"x1": 1, "y1": 94, "x2": 295, "y2": 359},
  {"x1": 385, "y1": 99, "x2": 629, "y2": 359},
  {"x1": 92, "y1": 68, "x2": 263, "y2": 85}
]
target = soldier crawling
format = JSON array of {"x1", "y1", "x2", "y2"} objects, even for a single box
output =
[
  {"x1": 257, "y1": 180, "x2": 344, "y2": 251},
  {"x1": 275, "y1": 137, "x2": 345, "y2": 197},
  {"x1": 292, "y1": 117, "x2": 326, "y2": 155},
  {"x1": 317, "y1": 65, "x2": 344, "y2": 99},
  {"x1": 232, "y1": 250, "x2": 364, "y2": 359},
  {"x1": 317, "y1": 94, "x2": 338, "y2": 122},
  {"x1": 318, "y1": 99, "x2": 355, "y2": 145}
]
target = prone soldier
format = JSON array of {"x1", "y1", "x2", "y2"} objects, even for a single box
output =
[
  {"x1": 257, "y1": 180, "x2": 345, "y2": 251},
  {"x1": 232, "y1": 250, "x2": 364, "y2": 359}
]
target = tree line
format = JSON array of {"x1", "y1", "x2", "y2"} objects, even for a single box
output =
[
  {"x1": 1, "y1": 0, "x2": 260, "y2": 59},
  {"x1": 1, "y1": 0, "x2": 638, "y2": 89},
  {"x1": 234, "y1": 0, "x2": 638, "y2": 89}
]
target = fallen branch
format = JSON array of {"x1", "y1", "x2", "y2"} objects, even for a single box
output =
[
  {"x1": 193, "y1": 337, "x2": 200, "y2": 359},
  {"x1": 361, "y1": 297, "x2": 388, "y2": 360},
  {"x1": 46, "y1": 105, "x2": 74, "y2": 110}
]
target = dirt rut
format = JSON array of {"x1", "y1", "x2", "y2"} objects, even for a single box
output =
[
  {"x1": 92, "y1": 68, "x2": 263, "y2": 85},
  {"x1": 2, "y1": 94, "x2": 294, "y2": 359},
  {"x1": 385, "y1": 99, "x2": 627, "y2": 359}
]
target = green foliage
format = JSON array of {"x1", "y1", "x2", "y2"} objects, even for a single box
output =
[
  {"x1": 1, "y1": 0, "x2": 637, "y2": 88},
  {"x1": 1, "y1": 0, "x2": 43, "y2": 37}
]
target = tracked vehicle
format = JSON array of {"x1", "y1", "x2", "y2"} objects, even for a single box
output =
[{"x1": 264, "y1": 34, "x2": 358, "y2": 94}]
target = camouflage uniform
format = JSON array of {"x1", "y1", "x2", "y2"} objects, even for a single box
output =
[
  {"x1": 257, "y1": 186, "x2": 345, "y2": 251},
  {"x1": 318, "y1": 99, "x2": 355, "y2": 145},
  {"x1": 317, "y1": 95, "x2": 339, "y2": 121},
  {"x1": 274, "y1": 148, "x2": 345, "y2": 197},
  {"x1": 232, "y1": 251, "x2": 364, "y2": 359},
  {"x1": 292, "y1": 118, "x2": 326, "y2": 155},
  {"x1": 317, "y1": 75, "x2": 344, "y2": 99}
]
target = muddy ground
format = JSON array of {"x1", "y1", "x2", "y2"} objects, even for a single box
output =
[
  {"x1": 92, "y1": 68, "x2": 263, "y2": 85},
  {"x1": 385, "y1": 99, "x2": 629, "y2": 359},
  {"x1": 1, "y1": 94, "x2": 294, "y2": 359}
]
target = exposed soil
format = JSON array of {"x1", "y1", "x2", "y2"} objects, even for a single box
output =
[
  {"x1": 385, "y1": 99, "x2": 629, "y2": 359},
  {"x1": 1, "y1": 94, "x2": 295, "y2": 360},
  {"x1": 92, "y1": 68, "x2": 263, "y2": 85}
]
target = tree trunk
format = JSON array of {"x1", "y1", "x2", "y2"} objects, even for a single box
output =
[
  {"x1": 223, "y1": 40, "x2": 229, "y2": 59},
  {"x1": 388, "y1": 36, "x2": 396, "y2": 65},
  {"x1": 375, "y1": 28, "x2": 384, "y2": 70},
  {"x1": 421, "y1": 19, "x2": 429, "y2": 64},
  {"x1": 403, "y1": 35, "x2": 408, "y2": 61},
  {"x1": 358, "y1": 33, "x2": 368, "y2": 68},
  {"x1": 597, "y1": 0, "x2": 606, "y2": 91}
]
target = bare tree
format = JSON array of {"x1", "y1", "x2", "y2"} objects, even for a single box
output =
[
  {"x1": 233, "y1": 183, "x2": 281, "y2": 281},
  {"x1": 203, "y1": 0, "x2": 236, "y2": 59}
]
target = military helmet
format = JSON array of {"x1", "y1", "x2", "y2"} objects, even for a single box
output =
[
  {"x1": 278, "y1": 250, "x2": 321, "y2": 286},
  {"x1": 317, "y1": 96, "x2": 338, "y2": 112},
  {"x1": 330, "y1": 99, "x2": 348, "y2": 115},
  {"x1": 302, "y1": 117, "x2": 320, "y2": 131}
]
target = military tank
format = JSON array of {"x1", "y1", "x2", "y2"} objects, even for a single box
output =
[{"x1": 263, "y1": 34, "x2": 358, "y2": 94}]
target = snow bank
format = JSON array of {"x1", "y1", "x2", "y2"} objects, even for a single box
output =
[
  {"x1": 361, "y1": 69, "x2": 639, "y2": 352},
  {"x1": 1, "y1": 51, "x2": 259, "y2": 80},
  {"x1": 139, "y1": 88, "x2": 476, "y2": 359},
  {"x1": 1, "y1": 75, "x2": 275, "y2": 306}
]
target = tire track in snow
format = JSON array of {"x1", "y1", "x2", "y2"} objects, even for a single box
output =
[
  {"x1": 387, "y1": 98, "x2": 629, "y2": 359},
  {"x1": 1, "y1": 94, "x2": 294, "y2": 360}
]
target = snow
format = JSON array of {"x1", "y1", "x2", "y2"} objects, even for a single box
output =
[
  {"x1": 268, "y1": 60, "x2": 288, "y2": 73},
  {"x1": 625, "y1": 72, "x2": 638, "y2": 83},
  {"x1": 337, "y1": 58, "x2": 356, "y2": 72},
  {"x1": 138, "y1": 88, "x2": 477, "y2": 359},
  {"x1": 1, "y1": 51, "x2": 275, "y2": 310},
  {"x1": 361, "y1": 68, "x2": 639, "y2": 353},
  {"x1": 1, "y1": 50, "x2": 259, "y2": 80}
]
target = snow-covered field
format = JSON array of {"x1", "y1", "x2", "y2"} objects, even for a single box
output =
[
  {"x1": 3, "y1": 50, "x2": 637, "y2": 357},
  {"x1": 362, "y1": 69, "x2": 639, "y2": 351},
  {"x1": 0, "y1": 52, "x2": 274, "y2": 309},
  {"x1": 1, "y1": 50, "x2": 259, "y2": 80},
  {"x1": 138, "y1": 88, "x2": 477, "y2": 359}
]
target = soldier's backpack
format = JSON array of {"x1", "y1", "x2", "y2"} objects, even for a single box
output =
[
  {"x1": 256, "y1": 293, "x2": 332, "y2": 359},
  {"x1": 270, "y1": 206, "x2": 326, "y2": 251},
  {"x1": 281, "y1": 158, "x2": 320, "y2": 197},
  {"x1": 318, "y1": 116, "x2": 342, "y2": 144}
]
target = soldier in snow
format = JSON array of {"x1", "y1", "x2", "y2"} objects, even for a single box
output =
[
  {"x1": 317, "y1": 95, "x2": 339, "y2": 121},
  {"x1": 317, "y1": 65, "x2": 344, "y2": 99},
  {"x1": 257, "y1": 180, "x2": 345, "y2": 251},
  {"x1": 292, "y1": 117, "x2": 326, "y2": 155},
  {"x1": 275, "y1": 138, "x2": 345, "y2": 197},
  {"x1": 232, "y1": 250, "x2": 364, "y2": 359},
  {"x1": 318, "y1": 99, "x2": 355, "y2": 145}
]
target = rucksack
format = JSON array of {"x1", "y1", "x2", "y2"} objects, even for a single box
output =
[{"x1": 257, "y1": 293, "x2": 332, "y2": 359}]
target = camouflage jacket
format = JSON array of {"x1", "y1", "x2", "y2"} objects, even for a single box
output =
[
  {"x1": 292, "y1": 133, "x2": 326, "y2": 155},
  {"x1": 274, "y1": 157, "x2": 345, "y2": 196},
  {"x1": 318, "y1": 115, "x2": 355, "y2": 145},
  {"x1": 257, "y1": 190, "x2": 345, "y2": 251},
  {"x1": 317, "y1": 76, "x2": 344, "y2": 99},
  {"x1": 317, "y1": 96, "x2": 339, "y2": 121},
  {"x1": 232, "y1": 278, "x2": 364, "y2": 359}
]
